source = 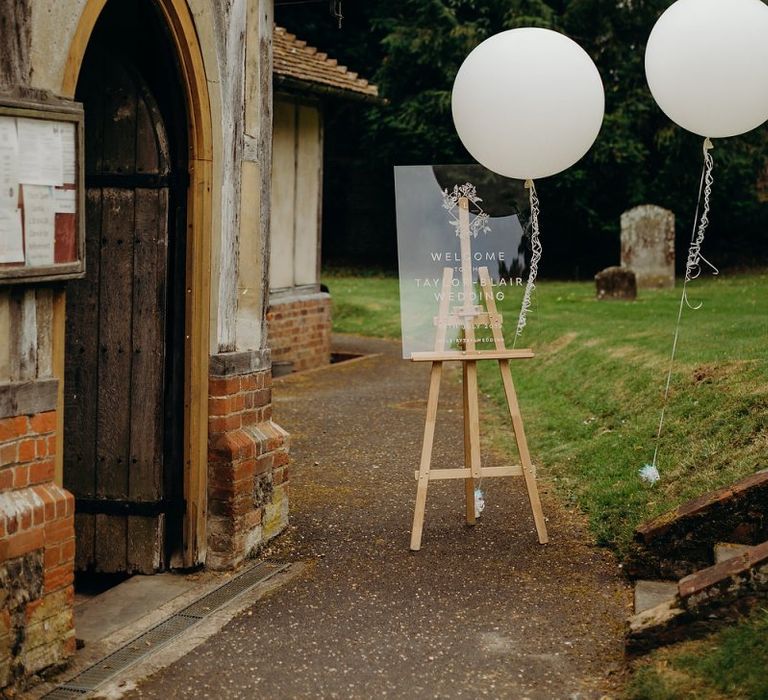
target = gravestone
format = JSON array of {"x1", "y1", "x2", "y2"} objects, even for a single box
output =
[
  {"x1": 621, "y1": 205, "x2": 675, "y2": 289},
  {"x1": 595, "y1": 266, "x2": 637, "y2": 301}
]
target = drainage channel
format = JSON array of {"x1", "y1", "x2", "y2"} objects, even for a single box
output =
[{"x1": 44, "y1": 561, "x2": 291, "y2": 699}]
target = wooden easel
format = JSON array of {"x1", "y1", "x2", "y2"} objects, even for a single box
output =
[{"x1": 409, "y1": 197, "x2": 548, "y2": 550}]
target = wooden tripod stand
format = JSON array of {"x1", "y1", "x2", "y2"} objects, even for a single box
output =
[{"x1": 409, "y1": 197, "x2": 548, "y2": 550}]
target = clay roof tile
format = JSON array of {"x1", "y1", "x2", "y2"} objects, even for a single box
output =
[{"x1": 273, "y1": 25, "x2": 379, "y2": 99}]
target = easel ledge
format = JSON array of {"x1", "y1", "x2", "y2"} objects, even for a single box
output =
[{"x1": 411, "y1": 349, "x2": 534, "y2": 362}]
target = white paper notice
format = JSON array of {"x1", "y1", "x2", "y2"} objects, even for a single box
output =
[
  {"x1": 60, "y1": 123, "x2": 76, "y2": 185},
  {"x1": 0, "y1": 117, "x2": 19, "y2": 209},
  {"x1": 0, "y1": 208, "x2": 24, "y2": 263},
  {"x1": 23, "y1": 185, "x2": 56, "y2": 265},
  {"x1": 17, "y1": 119, "x2": 64, "y2": 187},
  {"x1": 54, "y1": 188, "x2": 77, "y2": 214}
]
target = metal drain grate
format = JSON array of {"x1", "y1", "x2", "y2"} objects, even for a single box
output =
[
  {"x1": 45, "y1": 561, "x2": 289, "y2": 698},
  {"x1": 182, "y1": 561, "x2": 289, "y2": 616},
  {"x1": 41, "y1": 689, "x2": 87, "y2": 699}
]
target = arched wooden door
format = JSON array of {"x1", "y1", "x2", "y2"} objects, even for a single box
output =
[{"x1": 64, "y1": 1, "x2": 188, "y2": 574}]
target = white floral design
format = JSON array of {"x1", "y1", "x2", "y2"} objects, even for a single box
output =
[{"x1": 441, "y1": 183, "x2": 491, "y2": 238}]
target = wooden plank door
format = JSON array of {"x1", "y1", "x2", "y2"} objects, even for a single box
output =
[{"x1": 65, "y1": 49, "x2": 178, "y2": 574}]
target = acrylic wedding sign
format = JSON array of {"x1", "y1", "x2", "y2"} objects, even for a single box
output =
[{"x1": 395, "y1": 165, "x2": 548, "y2": 550}]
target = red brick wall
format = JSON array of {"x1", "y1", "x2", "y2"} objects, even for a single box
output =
[
  {"x1": 1, "y1": 409, "x2": 75, "y2": 692},
  {"x1": 267, "y1": 292, "x2": 331, "y2": 373},
  {"x1": 207, "y1": 351, "x2": 290, "y2": 570}
]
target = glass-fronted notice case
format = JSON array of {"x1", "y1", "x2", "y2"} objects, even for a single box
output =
[{"x1": 0, "y1": 96, "x2": 85, "y2": 284}]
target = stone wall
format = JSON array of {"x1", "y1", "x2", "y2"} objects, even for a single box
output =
[
  {"x1": 0, "y1": 382, "x2": 75, "y2": 692},
  {"x1": 207, "y1": 350, "x2": 289, "y2": 570},
  {"x1": 627, "y1": 468, "x2": 768, "y2": 579},
  {"x1": 267, "y1": 292, "x2": 331, "y2": 373},
  {"x1": 627, "y1": 540, "x2": 768, "y2": 654}
]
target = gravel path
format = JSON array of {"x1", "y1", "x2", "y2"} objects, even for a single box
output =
[{"x1": 126, "y1": 335, "x2": 630, "y2": 699}]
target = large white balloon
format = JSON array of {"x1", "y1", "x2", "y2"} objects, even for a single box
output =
[
  {"x1": 645, "y1": 0, "x2": 768, "y2": 138},
  {"x1": 451, "y1": 28, "x2": 605, "y2": 181}
]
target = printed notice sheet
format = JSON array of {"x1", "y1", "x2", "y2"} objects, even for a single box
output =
[
  {"x1": 0, "y1": 117, "x2": 19, "y2": 209},
  {"x1": 54, "y1": 188, "x2": 77, "y2": 214},
  {"x1": 0, "y1": 208, "x2": 24, "y2": 263},
  {"x1": 23, "y1": 185, "x2": 56, "y2": 265},
  {"x1": 17, "y1": 119, "x2": 64, "y2": 187},
  {"x1": 60, "y1": 124, "x2": 77, "y2": 185}
]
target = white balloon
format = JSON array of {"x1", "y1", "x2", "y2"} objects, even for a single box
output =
[
  {"x1": 451, "y1": 28, "x2": 605, "y2": 181},
  {"x1": 645, "y1": 0, "x2": 768, "y2": 138}
]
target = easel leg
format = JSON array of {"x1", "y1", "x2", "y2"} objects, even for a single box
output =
[
  {"x1": 462, "y1": 364, "x2": 475, "y2": 525},
  {"x1": 464, "y1": 361, "x2": 483, "y2": 524},
  {"x1": 411, "y1": 362, "x2": 443, "y2": 551},
  {"x1": 498, "y1": 360, "x2": 549, "y2": 544}
]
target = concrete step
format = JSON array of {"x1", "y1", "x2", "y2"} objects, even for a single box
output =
[
  {"x1": 633, "y1": 579, "x2": 678, "y2": 614},
  {"x1": 714, "y1": 541, "x2": 751, "y2": 564},
  {"x1": 74, "y1": 573, "x2": 196, "y2": 645}
]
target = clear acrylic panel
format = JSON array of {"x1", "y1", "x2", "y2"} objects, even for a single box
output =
[{"x1": 395, "y1": 165, "x2": 531, "y2": 359}]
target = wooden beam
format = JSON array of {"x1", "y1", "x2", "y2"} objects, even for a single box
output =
[
  {"x1": 0, "y1": 379, "x2": 58, "y2": 419},
  {"x1": 52, "y1": 289, "x2": 66, "y2": 486},
  {"x1": 18, "y1": 290, "x2": 37, "y2": 381}
]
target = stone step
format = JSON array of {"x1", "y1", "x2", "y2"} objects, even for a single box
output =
[
  {"x1": 627, "y1": 598, "x2": 686, "y2": 654},
  {"x1": 714, "y1": 541, "x2": 752, "y2": 564},
  {"x1": 627, "y1": 539, "x2": 768, "y2": 654},
  {"x1": 633, "y1": 579, "x2": 678, "y2": 614},
  {"x1": 75, "y1": 573, "x2": 196, "y2": 645}
]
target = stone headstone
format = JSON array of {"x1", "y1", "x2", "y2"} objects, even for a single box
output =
[
  {"x1": 621, "y1": 205, "x2": 675, "y2": 289},
  {"x1": 595, "y1": 266, "x2": 637, "y2": 301}
]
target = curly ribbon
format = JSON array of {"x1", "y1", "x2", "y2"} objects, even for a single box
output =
[
  {"x1": 683, "y1": 138, "x2": 719, "y2": 309},
  {"x1": 514, "y1": 179, "x2": 542, "y2": 343},
  {"x1": 649, "y1": 138, "x2": 717, "y2": 473}
]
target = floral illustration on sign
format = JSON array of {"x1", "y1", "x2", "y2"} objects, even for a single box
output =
[{"x1": 441, "y1": 183, "x2": 491, "y2": 238}]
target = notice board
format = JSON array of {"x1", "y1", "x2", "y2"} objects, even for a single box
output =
[{"x1": 0, "y1": 97, "x2": 85, "y2": 284}]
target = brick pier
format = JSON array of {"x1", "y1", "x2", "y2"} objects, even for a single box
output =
[
  {"x1": 206, "y1": 350, "x2": 290, "y2": 570},
  {"x1": 0, "y1": 381, "x2": 75, "y2": 691}
]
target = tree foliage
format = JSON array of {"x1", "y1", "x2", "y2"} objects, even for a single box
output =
[{"x1": 276, "y1": 0, "x2": 768, "y2": 275}]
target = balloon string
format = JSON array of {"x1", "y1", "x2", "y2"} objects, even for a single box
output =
[
  {"x1": 650, "y1": 138, "x2": 716, "y2": 471},
  {"x1": 514, "y1": 179, "x2": 542, "y2": 346}
]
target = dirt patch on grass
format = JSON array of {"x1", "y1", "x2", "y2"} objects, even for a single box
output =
[
  {"x1": 541, "y1": 331, "x2": 579, "y2": 355},
  {"x1": 691, "y1": 360, "x2": 760, "y2": 385}
]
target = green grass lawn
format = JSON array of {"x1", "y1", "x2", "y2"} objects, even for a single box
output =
[
  {"x1": 324, "y1": 269, "x2": 766, "y2": 552},
  {"x1": 324, "y1": 272, "x2": 402, "y2": 340},
  {"x1": 323, "y1": 268, "x2": 768, "y2": 699}
]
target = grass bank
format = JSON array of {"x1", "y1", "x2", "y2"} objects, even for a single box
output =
[{"x1": 626, "y1": 607, "x2": 768, "y2": 700}]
